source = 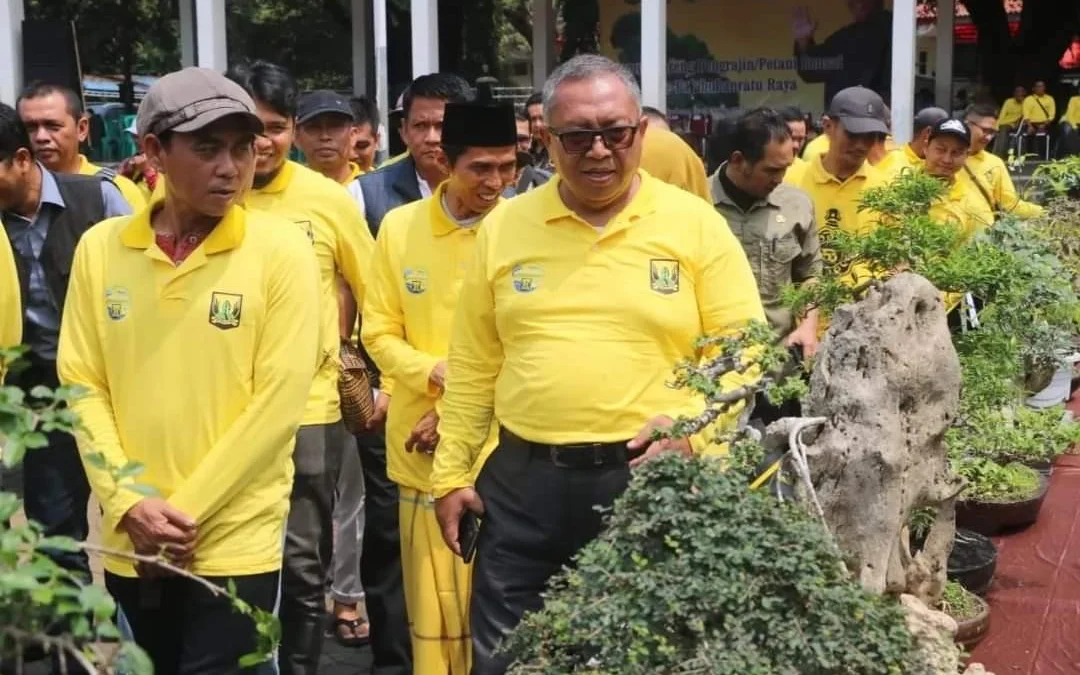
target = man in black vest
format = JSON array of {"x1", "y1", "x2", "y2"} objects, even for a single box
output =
[
  {"x1": 355, "y1": 73, "x2": 471, "y2": 235},
  {"x1": 0, "y1": 102, "x2": 131, "y2": 578},
  {"x1": 351, "y1": 72, "x2": 469, "y2": 675}
]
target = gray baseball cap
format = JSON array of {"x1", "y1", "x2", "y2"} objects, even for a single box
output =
[
  {"x1": 297, "y1": 90, "x2": 355, "y2": 125},
  {"x1": 137, "y1": 67, "x2": 262, "y2": 137},
  {"x1": 827, "y1": 86, "x2": 890, "y2": 135}
]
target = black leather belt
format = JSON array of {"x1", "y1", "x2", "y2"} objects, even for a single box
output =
[{"x1": 502, "y1": 429, "x2": 639, "y2": 469}]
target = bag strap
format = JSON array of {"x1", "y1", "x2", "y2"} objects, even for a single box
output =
[
  {"x1": 962, "y1": 163, "x2": 997, "y2": 214},
  {"x1": 1034, "y1": 97, "x2": 1051, "y2": 120}
]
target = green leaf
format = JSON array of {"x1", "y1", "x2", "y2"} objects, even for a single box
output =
[
  {"x1": 238, "y1": 652, "x2": 271, "y2": 668},
  {"x1": 29, "y1": 385, "x2": 53, "y2": 400},
  {"x1": 37, "y1": 536, "x2": 82, "y2": 553},
  {"x1": 0, "y1": 491, "x2": 21, "y2": 521},
  {"x1": 113, "y1": 461, "x2": 146, "y2": 480},
  {"x1": 84, "y1": 453, "x2": 108, "y2": 470},
  {"x1": 3, "y1": 441, "x2": 26, "y2": 469},
  {"x1": 22, "y1": 431, "x2": 49, "y2": 449}
]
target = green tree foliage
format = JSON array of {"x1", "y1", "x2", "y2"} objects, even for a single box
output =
[{"x1": 502, "y1": 454, "x2": 923, "y2": 674}]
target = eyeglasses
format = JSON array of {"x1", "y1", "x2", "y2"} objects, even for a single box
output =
[
  {"x1": 966, "y1": 120, "x2": 996, "y2": 137},
  {"x1": 550, "y1": 125, "x2": 639, "y2": 154}
]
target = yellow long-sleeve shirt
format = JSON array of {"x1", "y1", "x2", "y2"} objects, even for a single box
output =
[
  {"x1": 361, "y1": 182, "x2": 498, "y2": 492},
  {"x1": 245, "y1": 160, "x2": 377, "y2": 424},
  {"x1": 1061, "y1": 96, "x2": 1080, "y2": 126},
  {"x1": 77, "y1": 155, "x2": 147, "y2": 212},
  {"x1": 784, "y1": 155, "x2": 809, "y2": 185},
  {"x1": 930, "y1": 175, "x2": 995, "y2": 242},
  {"x1": 963, "y1": 150, "x2": 1043, "y2": 219},
  {"x1": 998, "y1": 98, "x2": 1024, "y2": 128},
  {"x1": 1022, "y1": 94, "x2": 1056, "y2": 124},
  {"x1": 430, "y1": 171, "x2": 765, "y2": 495},
  {"x1": 640, "y1": 126, "x2": 710, "y2": 202},
  {"x1": 57, "y1": 203, "x2": 320, "y2": 577},
  {"x1": 0, "y1": 232, "x2": 20, "y2": 352}
]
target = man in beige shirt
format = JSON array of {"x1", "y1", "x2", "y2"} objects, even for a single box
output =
[{"x1": 710, "y1": 108, "x2": 821, "y2": 423}]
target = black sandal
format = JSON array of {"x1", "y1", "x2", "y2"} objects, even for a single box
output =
[{"x1": 330, "y1": 616, "x2": 370, "y2": 647}]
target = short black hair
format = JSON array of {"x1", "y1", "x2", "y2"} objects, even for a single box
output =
[
  {"x1": 525, "y1": 92, "x2": 543, "y2": 109},
  {"x1": 776, "y1": 106, "x2": 805, "y2": 124},
  {"x1": 442, "y1": 144, "x2": 465, "y2": 167},
  {"x1": 965, "y1": 103, "x2": 999, "y2": 120},
  {"x1": 0, "y1": 103, "x2": 33, "y2": 162},
  {"x1": 350, "y1": 95, "x2": 377, "y2": 128},
  {"x1": 727, "y1": 108, "x2": 792, "y2": 165},
  {"x1": 226, "y1": 60, "x2": 298, "y2": 118},
  {"x1": 402, "y1": 73, "x2": 471, "y2": 120},
  {"x1": 18, "y1": 80, "x2": 84, "y2": 119},
  {"x1": 706, "y1": 107, "x2": 746, "y2": 174}
]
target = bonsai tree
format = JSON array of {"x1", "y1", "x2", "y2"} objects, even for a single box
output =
[
  {"x1": 0, "y1": 348, "x2": 278, "y2": 673},
  {"x1": 501, "y1": 453, "x2": 926, "y2": 675}
]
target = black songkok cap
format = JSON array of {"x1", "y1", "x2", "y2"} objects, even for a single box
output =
[{"x1": 442, "y1": 102, "x2": 517, "y2": 148}]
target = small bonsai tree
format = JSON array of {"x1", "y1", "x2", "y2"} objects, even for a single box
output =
[
  {"x1": 0, "y1": 348, "x2": 278, "y2": 673},
  {"x1": 502, "y1": 454, "x2": 924, "y2": 675}
]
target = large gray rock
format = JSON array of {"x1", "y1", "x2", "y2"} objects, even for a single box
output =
[{"x1": 802, "y1": 273, "x2": 965, "y2": 603}]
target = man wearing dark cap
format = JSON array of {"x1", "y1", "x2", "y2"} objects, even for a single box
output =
[
  {"x1": 295, "y1": 89, "x2": 361, "y2": 188},
  {"x1": 360, "y1": 99, "x2": 517, "y2": 675},
  {"x1": 228, "y1": 61, "x2": 377, "y2": 675},
  {"x1": 923, "y1": 118, "x2": 994, "y2": 240},
  {"x1": 877, "y1": 106, "x2": 949, "y2": 177},
  {"x1": 57, "y1": 67, "x2": 320, "y2": 672},
  {"x1": 789, "y1": 86, "x2": 888, "y2": 283}
]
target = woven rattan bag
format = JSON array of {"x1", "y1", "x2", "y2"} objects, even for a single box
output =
[{"x1": 339, "y1": 339, "x2": 375, "y2": 433}]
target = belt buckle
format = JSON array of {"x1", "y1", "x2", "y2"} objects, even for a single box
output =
[{"x1": 548, "y1": 442, "x2": 607, "y2": 468}]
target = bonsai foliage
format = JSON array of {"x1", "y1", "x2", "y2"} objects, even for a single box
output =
[
  {"x1": 949, "y1": 459, "x2": 1042, "y2": 503},
  {"x1": 939, "y1": 581, "x2": 982, "y2": 622},
  {"x1": 0, "y1": 347, "x2": 279, "y2": 673},
  {"x1": 501, "y1": 454, "x2": 924, "y2": 675},
  {"x1": 947, "y1": 405, "x2": 1080, "y2": 467}
]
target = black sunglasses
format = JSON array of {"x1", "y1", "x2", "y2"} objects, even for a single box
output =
[{"x1": 550, "y1": 125, "x2": 640, "y2": 154}]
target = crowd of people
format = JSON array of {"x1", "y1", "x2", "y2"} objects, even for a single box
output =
[{"x1": 0, "y1": 50, "x2": 1061, "y2": 675}]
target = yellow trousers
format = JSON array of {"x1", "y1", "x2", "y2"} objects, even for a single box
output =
[{"x1": 399, "y1": 487, "x2": 473, "y2": 674}]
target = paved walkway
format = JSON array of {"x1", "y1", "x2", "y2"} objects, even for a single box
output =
[{"x1": 970, "y1": 394, "x2": 1080, "y2": 674}]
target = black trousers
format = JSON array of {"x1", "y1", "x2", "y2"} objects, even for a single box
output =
[
  {"x1": 9, "y1": 354, "x2": 90, "y2": 577},
  {"x1": 356, "y1": 429, "x2": 412, "y2": 675},
  {"x1": 280, "y1": 422, "x2": 346, "y2": 675},
  {"x1": 105, "y1": 571, "x2": 279, "y2": 675},
  {"x1": 470, "y1": 433, "x2": 631, "y2": 675}
]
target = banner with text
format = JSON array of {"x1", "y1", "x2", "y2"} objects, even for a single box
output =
[{"x1": 598, "y1": 0, "x2": 895, "y2": 116}]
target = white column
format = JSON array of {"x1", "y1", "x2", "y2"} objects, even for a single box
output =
[
  {"x1": 374, "y1": 0, "x2": 391, "y2": 154},
  {"x1": 194, "y1": 0, "x2": 228, "y2": 71},
  {"x1": 934, "y1": 0, "x2": 954, "y2": 110},
  {"x1": 352, "y1": 0, "x2": 371, "y2": 95},
  {"x1": 890, "y1": 0, "x2": 917, "y2": 144},
  {"x1": 640, "y1": 0, "x2": 666, "y2": 110},
  {"x1": 411, "y1": 0, "x2": 438, "y2": 78},
  {"x1": 0, "y1": 0, "x2": 25, "y2": 105},
  {"x1": 532, "y1": 0, "x2": 555, "y2": 91},
  {"x1": 179, "y1": 0, "x2": 196, "y2": 68}
]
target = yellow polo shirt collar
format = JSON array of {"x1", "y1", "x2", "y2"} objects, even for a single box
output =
[
  {"x1": 119, "y1": 202, "x2": 247, "y2": 258},
  {"x1": 540, "y1": 170, "x2": 659, "y2": 237},
  {"x1": 808, "y1": 153, "x2": 873, "y2": 186},
  {"x1": 257, "y1": 160, "x2": 297, "y2": 195}
]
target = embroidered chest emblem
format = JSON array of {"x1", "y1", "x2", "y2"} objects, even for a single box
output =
[
  {"x1": 511, "y1": 264, "x2": 543, "y2": 293},
  {"x1": 649, "y1": 259, "x2": 680, "y2": 295},
  {"x1": 104, "y1": 286, "x2": 130, "y2": 321},
  {"x1": 403, "y1": 267, "x2": 428, "y2": 295},
  {"x1": 209, "y1": 292, "x2": 243, "y2": 330}
]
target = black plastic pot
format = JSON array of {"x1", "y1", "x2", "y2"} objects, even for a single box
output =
[
  {"x1": 948, "y1": 529, "x2": 997, "y2": 596},
  {"x1": 953, "y1": 593, "x2": 991, "y2": 651},
  {"x1": 956, "y1": 472, "x2": 1050, "y2": 536}
]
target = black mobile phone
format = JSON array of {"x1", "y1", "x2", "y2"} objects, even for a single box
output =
[{"x1": 459, "y1": 510, "x2": 482, "y2": 564}]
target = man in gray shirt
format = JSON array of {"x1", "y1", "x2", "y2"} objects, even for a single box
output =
[
  {"x1": 0, "y1": 102, "x2": 130, "y2": 578},
  {"x1": 710, "y1": 108, "x2": 821, "y2": 423}
]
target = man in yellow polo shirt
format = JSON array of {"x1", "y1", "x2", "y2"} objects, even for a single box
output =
[
  {"x1": 57, "y1": 67, "x2": 320, "y2": 673},
  {"x1": 0, "y1": 231, "x2": 18, "y2": 353},
  {"x1": 992, "y1": 85, "x2": 1026, "y2": 157},
  {"x1": 790, "y1": 86, "x2": 889, "y2": 284},
  {"x1": 227, "y1": 60, "x2": 377, "y2": 674},
  {"x1": 431, "y1": 55, "x2": 765, "y2": 675},
  {"x1": 1022, "y1": 81, "x2": 1056, "y2": 134},
  {"x1": 923, "y1": 119, "x2": 994, "y2": 240},
  {"x1": 639, "y1": 125, "x2": 710, "y2": 201},
  {"x1": 876, "y1": 107, "x2": 949, "y2": 177},
  {"x1": 1057, "y1": 85, "x2": 1080, "y2": 157},
  {"x1": 294, "y1": 90, "x2": 363, "y2": 192},
  {"x1": 962, "y1": 103, "x2": 1043, "y2": 219},
  {"x1": 17, "y1": 81, "x2": 146, "y2": 211},
  {"x1": 362, "y1": 99, "x2": 516, "y2": 675}
]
